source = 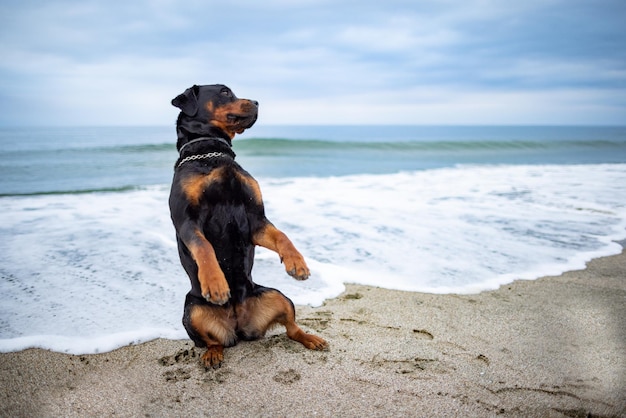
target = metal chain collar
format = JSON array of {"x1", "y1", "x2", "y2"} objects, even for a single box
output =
[{"x1": 177, "y1": 152, "x2": 229, "y2": 168}]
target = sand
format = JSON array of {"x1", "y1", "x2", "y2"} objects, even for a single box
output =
[{"x1": 1, "y1": 250, "x2": 625, "y2": 417}]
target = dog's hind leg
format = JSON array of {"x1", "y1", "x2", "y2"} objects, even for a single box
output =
[
  {"x1": 184, "y1": 304, "x2": 237, "y2": 368},
  {"x1": 236, "y1": 289, "x2": 328, "y2": 350}
]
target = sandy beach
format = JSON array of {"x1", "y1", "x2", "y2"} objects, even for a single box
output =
[{"x1": 1, "y1": 250, "x2": 624, "y2": 417}]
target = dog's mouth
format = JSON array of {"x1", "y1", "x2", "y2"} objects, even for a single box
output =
[
  {"x1": 227, "y1": 112, "x2": 257, "y2": 131},
  {"x1": 227, "y1": 114, "x2": 249, "y2": 122}
]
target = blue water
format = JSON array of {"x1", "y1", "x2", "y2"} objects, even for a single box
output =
[
  {"x1": 2, "y1": 125, "x2": 625, "y2": 195},
  {"x1": 1, "y1": 125, "x2": 625, "y2": 354}
]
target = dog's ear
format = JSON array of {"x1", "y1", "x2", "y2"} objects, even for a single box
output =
[{"x1": 171, "y1": 85, "x2": 200, "y2": 116}]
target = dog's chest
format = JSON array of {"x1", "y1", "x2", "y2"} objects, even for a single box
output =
[
  {"x1": 180, "y1": 167, "x2": 262, "y2": 208},
  {"x1": 181, "y1": 167, "x2": 227, "y2": 206}
]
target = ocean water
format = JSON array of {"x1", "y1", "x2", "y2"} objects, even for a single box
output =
[{"x1": 1, "y1": 125, "x2": 625, "y2": 354}]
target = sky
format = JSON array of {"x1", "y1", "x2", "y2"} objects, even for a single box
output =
[{"x1": 0, "y1": 0, "x2": 625, "y2": 126}]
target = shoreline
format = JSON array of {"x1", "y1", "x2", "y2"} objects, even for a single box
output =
[{"x1": 1, "y1": 251, "x2": 625, "y2": 417}]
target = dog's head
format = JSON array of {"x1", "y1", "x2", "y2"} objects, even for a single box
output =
[{"x1": 172, "y1": 84, "x2": 258, "y2": 145}]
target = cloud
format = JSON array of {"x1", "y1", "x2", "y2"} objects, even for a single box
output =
[{"x1": 0, "y1": 0, "x2": 625, "y2": 125}]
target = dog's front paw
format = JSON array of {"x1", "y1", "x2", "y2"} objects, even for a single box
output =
[
  {"x1": 282, "y1": 251, "x2": 310, "y2": 281},
  {"x1": 287, "y1": 266, "x2": 310, "y2": 281},
  {"x1": 202, "y1": 285, "x2": 231, "y2": 305},
  {"x1": 199, "y1": 272, "x2": 231, "y2": 305}
]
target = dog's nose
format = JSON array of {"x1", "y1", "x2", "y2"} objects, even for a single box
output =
[{"x1": 251, "y1": 100, "x2": 259, "y2": 107}]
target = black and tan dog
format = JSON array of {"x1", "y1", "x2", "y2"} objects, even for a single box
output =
[{"x1": 169, "y1": 84, "x2": 327, "y2": 368}]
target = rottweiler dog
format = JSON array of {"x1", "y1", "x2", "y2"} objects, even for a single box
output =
[{"x1": 169, "y1": 84, "x2": 327, "y2": 368}]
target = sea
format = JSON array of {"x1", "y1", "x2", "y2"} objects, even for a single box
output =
[{"x1": 1, "y1": 125, "x2": 625, "y2": 354}]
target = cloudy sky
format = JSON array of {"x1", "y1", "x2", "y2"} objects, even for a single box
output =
[{"x1": 1, "y1": 0, "x2": 625, "y2": 126}]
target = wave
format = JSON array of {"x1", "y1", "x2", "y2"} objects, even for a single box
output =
[
  {"x1": 5, "y1": 135, "x2": 624, "y2": 157},
  {"x1": 2, "y1": 126, "x2": 625, "y2": 197},
  {"x1": 0, "y1": 127, "x2": 626, "y2": 162},
  {"x1": 235, "y1": 137, "x2": 626, "y2": 154},
  {"x1": 0, "y1": 142, "x2": 175, "y2": 156},
  {"x1": 96, "y1": 142, "x2": 174, "y2": 153},
  {"x1": 0, "y1": 185, "x2": 145, "y2": 198}
]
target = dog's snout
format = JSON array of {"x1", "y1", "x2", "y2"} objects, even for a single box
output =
[{"x1": 251, "y1": 100, "x2": 259, "y2": 107}]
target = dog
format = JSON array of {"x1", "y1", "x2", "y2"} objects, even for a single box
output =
[{"x1": 169, "y1": 84, "x2": 328, "y2": 368}]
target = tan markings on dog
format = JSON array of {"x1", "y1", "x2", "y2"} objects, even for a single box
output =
[
  {"x1": 253, "y1": 224, "x2": 310, "y2": 280},
  {"x1": 235, "y1": 292, "x2": 286, "y2": 336},
  {"x1": 189, "y1": 304, "x2": 237, "y2": 346},
  {"x1": 209, "y1": 120, "x2": 231, "y2": 137},
  {"x1": 205, "y1": 101, "x2": 214, "y2": 113},
  {"x1": 188, "y1": 230, "x2": 231, "y2": 304},
  {"x1": 286, "y1": 323, "x2": 328, "y2": 350},
  {"x1": 211, "y1": 102, "x2": 242, "y2": 138},
  {"x1": 213, "y1": 101, "x2": 241, "y2": 122},
  {"x1": 236, "y1": 291, "x2": 328, "y2": 350},
  {"x1": 252, "y1": 223, "x2": 284, "y2": 250},
  {"x1": 235, "y1": 171, "x2": 263, "y2": 205},
  {"x1": 189, "y1": 304, "x2": 238, "y2": 367},
  {"x1": 181, "y1": 167, "x2": 225, "y2": 206}
]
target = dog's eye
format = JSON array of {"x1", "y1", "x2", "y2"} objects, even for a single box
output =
[{"x1": 220, "y1": 89, "x2": 232, "y2": 97}]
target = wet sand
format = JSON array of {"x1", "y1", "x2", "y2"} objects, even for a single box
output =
[{"x1": 1, "y1": 250, "x2": 625, "y2": 417}]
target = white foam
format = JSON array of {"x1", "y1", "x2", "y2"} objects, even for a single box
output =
[
  {"x1": 257, "y1": 165, "x2": 626, "y2": 292},
  {"x1": 1, "y1": 164, "x2": 625, "y2": 354},
  {"x1": 0, "y1": 328, "x2": 188, "y2": 355}
]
